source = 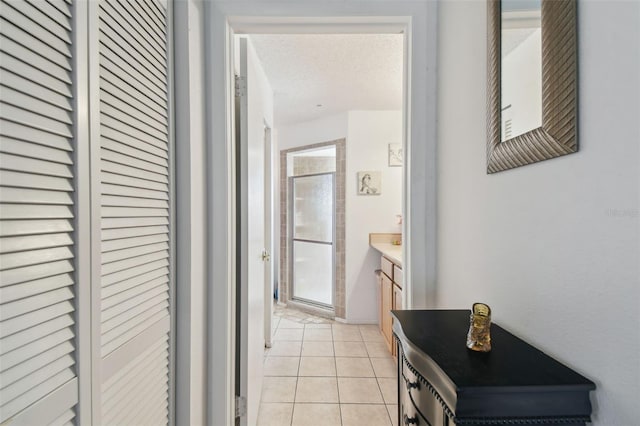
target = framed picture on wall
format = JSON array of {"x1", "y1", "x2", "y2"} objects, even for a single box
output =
[
  {"x1": 357, "y1": 171, "x2": 381, "y2": 195},
  {"x1": 388, "y1": 143, "x2": 403, "y2": 167}
]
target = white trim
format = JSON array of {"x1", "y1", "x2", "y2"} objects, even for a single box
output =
[
  {"x1": 166, "y1": 2, "x2": 177, "y2": 425},
  {"x1": 73, "y1": 0, "x2": 92, "y2": 424},
  {"x1": 7, "y1": 379, "x2": 78, "y2": 426},
  {"x1": 206, "y1": 3, "x2": 437, "y2": 424},
  {"x1": 205, "y1": 6, "x2": 236, "y2": 425},
  {"x1": 87, "y1": 0, "x2": 103, "y2": 422},
  {"x1": 173, "y1": 0, "x2": 192, "y2": 424},
  {"x1": 230, "y1": 16, "x2": 409, "y2": 34}
]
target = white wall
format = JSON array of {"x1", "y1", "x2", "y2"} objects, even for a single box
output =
[
  {"x1": 437, "y1": 1, "x2": 640, "y2": 424},
  {"x1": 346, "y1": 111, "x2": 403, "y2": 322},
  {"x1": 278, "y1": 113, "x2": 348, "y2": 150},
  {"x1": 277, "y1": 111, "x2": 403, "y2": 323}
]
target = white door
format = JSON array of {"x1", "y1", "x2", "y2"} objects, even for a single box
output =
[
  {"x1": 95, "y1": 0, "x2": 173, "y2": 424},
  {"x1": 236, "y1": 37, "x2": 265, "y2": 426},
  {"x1": 264, "y1": 125, "x2": 273, "y2": 348},
  {"x1": 0, "y1": 1, "x2": 173, "y2": 424},
  {"x1": 0, "y1": 0, "x2": 79, "y2": 423}
]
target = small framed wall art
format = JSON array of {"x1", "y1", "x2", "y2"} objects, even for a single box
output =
[
  {"x1": 357, "y1": 171, "x2": 381, "y2": 195},
  {"x1": 388, "y1": 143, "x2": 403, "y2": 167}
]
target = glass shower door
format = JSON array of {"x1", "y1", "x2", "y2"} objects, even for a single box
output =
[{"x1": 290, "y1": 173, "x2": 335, "y2": 307}]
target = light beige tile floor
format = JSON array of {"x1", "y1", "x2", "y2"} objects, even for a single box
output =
[{"x1": 258, "y1": 305, "x2": 397, "y2": 426}]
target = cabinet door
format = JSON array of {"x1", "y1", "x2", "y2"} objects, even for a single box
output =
[
  {"x1": 378, "y1": 272, "x2": 383, "y2": 334},
  {"x1": 381, "y1": 273, "x2": 393, "y2": 352},
  {"x1": 391, "y1": 284, "x2": 402, "y2": 357},
  {"x1": 393, "y1": 283, "x2": 403, "y2": 311}
]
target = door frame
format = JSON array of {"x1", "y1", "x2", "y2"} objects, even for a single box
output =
[{"x1": 205, "y1": 4, "x2": 437, "y2": 425}]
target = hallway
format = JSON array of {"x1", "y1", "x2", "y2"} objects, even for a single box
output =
[{"x1": 257, "y1": 306, "x2": 398, "y2": 426}]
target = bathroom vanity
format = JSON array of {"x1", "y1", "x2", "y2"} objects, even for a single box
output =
[
  {"x1": 392, "y1": 310, "x2": 596, "y2": 425},
  {"x1": 370, "y1": 233, "x2": 403, "y2": 355}
]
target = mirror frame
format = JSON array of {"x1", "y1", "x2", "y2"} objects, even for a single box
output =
[{"x1": 487, "y1": 0, "x2": 578, "y2": 173}]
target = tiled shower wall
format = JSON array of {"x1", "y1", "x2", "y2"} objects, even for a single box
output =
[
  {"x1": 293, "y1": 157, "x2": 336, "y2": 176},
  {"x1": 280, "y1": 139, "x2": 346, "y2": 318}
]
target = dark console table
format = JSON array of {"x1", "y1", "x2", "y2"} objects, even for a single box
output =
[{"x1": 391, "y1": 310, "x2": 595, "y2": 426}]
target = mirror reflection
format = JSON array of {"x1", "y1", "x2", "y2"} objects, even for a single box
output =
[{"x1": 501, "y1": 0, "x2": 542, "y2": 142}]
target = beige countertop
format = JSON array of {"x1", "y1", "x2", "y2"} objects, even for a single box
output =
[{"x1": 369, "y1": 233, "x2": 403, "y2": 267}]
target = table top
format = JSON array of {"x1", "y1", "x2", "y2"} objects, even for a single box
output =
[{"x1": 392, "y1": 309, "x2": 595, "y2": 391}]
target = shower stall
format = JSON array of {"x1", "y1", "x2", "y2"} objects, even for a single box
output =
[{"x1": 289, "y1": 172, "x2": 335, "y2": 308}]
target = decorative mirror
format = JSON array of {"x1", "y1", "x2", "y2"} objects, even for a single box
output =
[{"x1": 487, "y1": 0, "x2": 578, "y2": 173}]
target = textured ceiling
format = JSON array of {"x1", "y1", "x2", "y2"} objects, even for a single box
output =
[{"x1": 249, "y1": 34, "x2": 403, "y2": 126}]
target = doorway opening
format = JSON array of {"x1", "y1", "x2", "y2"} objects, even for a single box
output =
[
  {"x1": 233, "y1": 31, "x2": 407, "y2": 425},
  {"x1": 207, "y1": 7, "x2": 440, "y2": 426}
]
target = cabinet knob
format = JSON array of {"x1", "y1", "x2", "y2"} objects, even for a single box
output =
[
  {"x1": 403, "y1": 414, "x2": 419, "y2": 425},
  {"x1": 405, "y1": 377, "x2": 420, "y2": 391}
]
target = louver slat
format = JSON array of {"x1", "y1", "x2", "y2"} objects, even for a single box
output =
[
  {"x1": 0, "y1": 37, "x2": 71, "y2": 84},
  {"x1": 0, "y1": 137, "x2": 73, "y2": 165},
  {"x1": 0, "y1": 260, "x2": 74, "y2": 288},
  {"x1": 102, "y1": 225, "x2": 168, "y2": 241},
  {"x1": 101, "y1": 336, "x2": 169, "y2": 425},
  {"x1": 102, "y1": 232, "x2": 168, "y2": 251},
  {"x1": 0, "y1": 273, "x2": 73, "y2": 304},
  {"x1": 101, "y1": 146, "x2": 168, "y2": 174},
  {"x1": 48, "y1": 408, "x2": 75, "y2": 426},
  {"x1": 0, "y1": 54, "x2": 71, "y2": 98},
  {"x1": 0, "y1": 218, "x2": 73, "y2": 237},
  {"x1": 102, "y1": 337, "x2": 167, "y2": 396},
  {"x1": 101, "y1": 137, "x2": 168, "y2": 167},
  {"x1": 0, "y1": 232, "x2": 73, "y2": 254},
  {"x1": 101, "y1": 267, "x2": 169, "y2": 299},
  {"x1": 0, "y1": 69, "x2": 72, "y2": 111},
  {"x1": 102, "y1": 347, "x2": 167, "y2": 411},
  {"x1": 0, "y1": 0, "x2": 77, "y2": 422},
  {"x1": 0, "y1": 341, "x2": 74, "y2": 387},
  {"x1": 1, "y1": 1, "x2": 71, "y2": 46},
  {"x1": 100, "y1": 82, "x2": 167, "y2": 130},
  {"x1": 0, "y1": 368, "x2": 75, "y2": 421},
  {"x1": 108, "y1": 0, "x2": 166, "y2": 61},
  {"x1": 97, "y1": 0, "x2": 171, "y2": 424}
]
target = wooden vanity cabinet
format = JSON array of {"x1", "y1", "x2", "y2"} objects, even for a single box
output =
[
  {"x1": 378, "y1": 255, "x2": 402, "y2": 355},
  {"x1": 380, "y1": 273, "x2": 393, "y2": 351},
  {"x1": 391, "y1": 283, "x2": 403, "y2": 357}
]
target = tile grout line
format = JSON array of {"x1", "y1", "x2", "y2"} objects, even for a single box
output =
[
  {"x1": 331, "y1": 325, "x2": 344, "y2": 426},
  {"x1": 290, "y1": 324, "x2": 304, "y2": 426}
]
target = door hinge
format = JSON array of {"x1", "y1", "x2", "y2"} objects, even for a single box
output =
[
  {"x1": 235, "y1": 75, "x2": 246, "y2": 98},
  {"x1": 262, "y1": 249, "x2": 271, "y2": 262},
  {"x1": 235, "y1": 395, "x2": 247, "y2": 418}
]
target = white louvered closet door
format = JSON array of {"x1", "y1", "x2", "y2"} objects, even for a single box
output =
[
  {"x1": 97, "y1": 0, "x2": 172, "y2": 425},
  {"x1": 0, "y1": 0, "x2": 79, "y2": 424}
]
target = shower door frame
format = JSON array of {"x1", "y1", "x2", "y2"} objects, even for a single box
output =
[{"x1": 288, "y1": 172, "x2": 337, "y2": 310}]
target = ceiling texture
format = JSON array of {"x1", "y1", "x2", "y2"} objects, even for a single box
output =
[{"x1": 250, "y1": 34, "x2": 404, "y2": 126}]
